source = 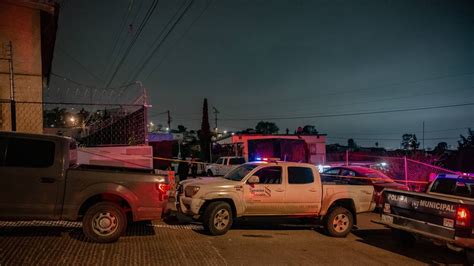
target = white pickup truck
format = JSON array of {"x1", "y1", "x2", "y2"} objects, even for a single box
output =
[
  {"x1": 177, "y1": 161, "x2": 375, "y2": 236},
  {"x1": 205, "y1": 156, "x2": 245, "y2": 176}
]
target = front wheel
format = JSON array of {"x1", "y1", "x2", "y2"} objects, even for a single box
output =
[
  {"x1": 82, "y1": 202, "x2": 127, "y2": 243},
  {"x1": 203, "y1": 201, "x2": 233, "y2": 235},
  {"x1": 324, "y1": 207, "x2": 354, "y2": 237},
  {"x1": 207, "y1": 170, "x2": 214, "y2": 177}
]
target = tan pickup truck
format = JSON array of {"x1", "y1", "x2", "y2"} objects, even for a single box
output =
[{"x1": 176, "y1": 161, "x2": 375, "y2": 236}]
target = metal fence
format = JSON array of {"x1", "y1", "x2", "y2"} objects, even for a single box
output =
[{"x1": 1, "y1": 99, "x2": 148, "y2": 146}]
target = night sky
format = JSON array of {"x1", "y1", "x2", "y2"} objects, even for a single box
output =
[{"x1": 50, "y1": 0, "x2": 474, "y2": 149}]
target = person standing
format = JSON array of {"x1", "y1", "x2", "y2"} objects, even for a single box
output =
[
  {"x1": 190, "y1": 157, "x2": 198, "y2": 179},
  {"x1": 177, "y1": 158, "x2": 189, "y2": 181}
]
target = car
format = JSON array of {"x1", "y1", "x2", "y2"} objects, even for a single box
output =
[
  {"x1": 322, "y1": 166, "x2": 409, "y2": 207},
  {"x1": 177, "y1": 161, "x2": 375, "y2": 236},
  {"x1": 205, "y1": 156, "x2": 245, "y2": 176}
]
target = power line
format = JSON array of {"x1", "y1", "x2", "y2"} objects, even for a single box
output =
[
  {"x1": 104, "y1": 0, "x2": 160, "y2": 88},
  {"x1": 56, "y1": 47, "x2": 103, "y2": 83},
  {"x1": 51, "y1": 72, "x2": 136, "y2": 90},
  {"x1": 102, "y1": 0, "x2": 138, "y2": 78},
  {"x1": 128, "y1": 0, "x2": 195, "y2": 83},
  {"x1": 143, "y1": 0, "x2": 214, "y2": 81},
  {"x1": 220, "y1": 102, "x2": 474, "y2": 121}
]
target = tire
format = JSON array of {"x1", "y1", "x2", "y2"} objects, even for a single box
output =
[
  {"x1": 324, "y1": 206, "x2": 354, "y2": 237},
  {"x1": 203, "y1": 201, "x2": 233, "y2": 236},
  {"x1": 82, "y1": 202, "x2": 127, "y2": 243},
  {"x1": 207, "y1": 170, "x2": 214, "y2": 177},
  {"x1": 391, "y1": 229, "x2": 416, "y2": 248}
]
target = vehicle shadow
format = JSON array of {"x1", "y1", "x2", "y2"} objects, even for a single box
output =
[
  {"x1": 352, "y1": 229, "x2": 467, "y2": 265},
  {"x1": 0, "y1": 220, "x2": 156, "y2": 243},
  {"x1": 164, "y1": 214, "x2": 326, "y2": 236}
]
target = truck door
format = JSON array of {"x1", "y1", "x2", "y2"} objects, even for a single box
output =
[
  {"x1": 243, "y1": 166, "x2": 286, "y2": 215},
  {"x1": 285, "y1": 166, "x2": 321, "y2": 214},
  {"x1": 0, "y1": 137, "x2": 63, "y2": 219}
]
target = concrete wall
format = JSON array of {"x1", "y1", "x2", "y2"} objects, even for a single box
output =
[{"x1": 0, "y1": 2, "x2": 43, "y2": 133}]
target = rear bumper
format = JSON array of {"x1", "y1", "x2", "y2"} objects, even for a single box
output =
[
  {"x1": 373, "y1": 214, "x2": 474, "y2": 249},
  {"x1": 135, "y1": 206, "x2": 166, "y2": 221}
]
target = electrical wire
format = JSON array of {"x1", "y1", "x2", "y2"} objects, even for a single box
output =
[
  {"x1": 219, "y1": 102, "x2": 474, "y2": 121},
  {"x1": 104, "y1": 0, "x2": 160, "y2": 88},
  {"x1": 128, "y1": 0, "x2": 195, "y2": 83},
  {"x1": 143, "y1": 0, "x2": 214, "y2": 81}
]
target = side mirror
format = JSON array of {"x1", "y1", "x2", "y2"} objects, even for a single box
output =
[{"x1": 248, "y1": 175, "x2": 260, "y2": 184}]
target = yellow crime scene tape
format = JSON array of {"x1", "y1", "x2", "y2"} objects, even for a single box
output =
[{"x1": 78, "y1": 149, "x2": 430, "y2": 185}]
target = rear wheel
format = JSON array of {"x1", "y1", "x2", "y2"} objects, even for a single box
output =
[
  {"x1": 324, "y1": 207, "x2": 353, "y2": 237},
  {"x1": 83, "y1": 202, "x2": 127, "y2": 243},
  {"x1": 207, "y1": 170, "x2": 214, "y2": 177},
  {"x1": 203, "y1": 201, "x2": 233, "y2": 235}
]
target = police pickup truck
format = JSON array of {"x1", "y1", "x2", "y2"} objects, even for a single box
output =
[
  {"x1": 177, "y1": 161, "x2": 375, "y2": 236},
  {"x1": 374, "y1": 174, "x2": 474, "y2": 263}
]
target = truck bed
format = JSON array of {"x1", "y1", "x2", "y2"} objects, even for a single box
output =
[{"x1": 376, "y1": 189, "x2": 474, "y2": 241}]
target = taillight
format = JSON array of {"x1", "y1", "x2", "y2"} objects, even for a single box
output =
[
  {"x1": 156, "y1": 183, "x2": 171, "y2": 201},
  {"x1": 157, "y1": 183, "x2": 171, "y2": 193},
  {"x1": 456, "y1": 207, "x2": 470, "y2": 227}
]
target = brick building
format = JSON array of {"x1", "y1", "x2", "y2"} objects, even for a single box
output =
[{"x1": 0, "y1": 0, "x2": 58, "y2": 133}]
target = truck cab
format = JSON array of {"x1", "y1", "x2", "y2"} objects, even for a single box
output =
[{"x1": 205, "y1": 156, "x2": 245, "y2": 176}]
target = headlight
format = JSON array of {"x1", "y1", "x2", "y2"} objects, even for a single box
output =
[{"x1": 185, "y1": 186, "x2": 200, "y2": 197}]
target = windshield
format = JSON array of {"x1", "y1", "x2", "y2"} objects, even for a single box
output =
[
  {"x1": 366, "y1": 171, "x2": 393, "y2": 184},
  {"x1": 224, "y1": 164, "x2": 259, "y2": 181}
]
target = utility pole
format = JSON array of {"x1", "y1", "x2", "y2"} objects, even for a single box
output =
[
  {"x1": 167, "y1": 110, "x2": 171, "y2": 130},
  {"x1": 212, "y1": 106, "x2": 219, "y2": 132}
]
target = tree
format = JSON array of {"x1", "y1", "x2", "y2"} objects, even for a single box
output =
[
  {"x1": 401, "y1": 134, "x2": 420, "y2": 150},
  {"x1": 302, "y1": 125, "x2": 318, "y2": 135},
  {"x1": 255, "y1": 121, "x2": 279, "y2": 134},
  {"x1": 177, "y1": 125, "x2": 187, "y2": 133},
  {"x1": 347, "y1": 138, "x2": 357, "y2": 150},
  {"x1": 458, "y1": 128, "x2": 474, "y2": 149},
  {"x1": 433, "y1": 142, "x2": 448, "y2": 154},
  {"x1": 198, "y1": 99, "x2": 212, "y2": 162}
]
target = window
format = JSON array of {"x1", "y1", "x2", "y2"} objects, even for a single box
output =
[
  {"x1": 323, "y1": 168, "x2": 340, "y2": 175},
  {"x1": 288, "y1": 167, "x2": 314, "y2": 184},
  {"x1": 431, "y1": 178, "x2": 474, "y2": 198},
  {"x1": 253, "y1": 166, "x2": 282, "y2": 184},
  {"x1": 5, "y1": 138, "x2": 55, "y2": 168},
  {"x1": 225, "y1": 164, "x2": 259, "y2": 181},
  {"x1": 215, "y1": 158, "x2": 223, "y2": 164},
  {"x1": 229, "y1": 157, "x2": 245, "y2": 165},
  {"x1": 223, "y1": 158, "x2": 228, "y2": 165},
  {"x1": 341, "y1": 170, "x2": 356, "y2": 177}
]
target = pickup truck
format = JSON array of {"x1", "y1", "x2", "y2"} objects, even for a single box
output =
[
  {"x1": 205, "y1": 156, "x2": 245, "y2": 176},
  {"x1": 177, "y1": 161, "x2": 375, "y2": 236},
  {"x1": 373, "y1": 174, "x2": 474, "y2": 263},
  {"x1": 0, "y1": 132, "x2": 170, "y2": 243}
]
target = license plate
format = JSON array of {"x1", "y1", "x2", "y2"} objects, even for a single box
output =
[
  {"x1": 443, "y1": 218, "x2": 454, "y2": 228},
  {"x1": 381, "y1": 214, "x2": 393, "y2": 224}
]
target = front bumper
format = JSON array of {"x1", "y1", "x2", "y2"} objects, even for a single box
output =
[{"x1": 175, "y1": 191, "x2": 205, "y2": 217}]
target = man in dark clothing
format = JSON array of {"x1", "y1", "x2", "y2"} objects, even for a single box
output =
[
  {"x1": 190, "y1": 157, "x2": 198, "y2": 179},
  {"x1": 177, "y1": 160, "x2": 189, "y2": 181}
]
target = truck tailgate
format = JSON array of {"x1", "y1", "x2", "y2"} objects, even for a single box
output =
[{"x1": 379, "y1": 189, "x2": 469, "y2": 241}]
